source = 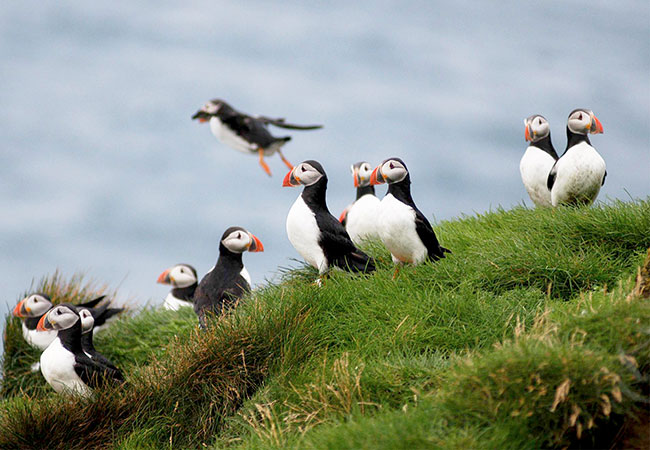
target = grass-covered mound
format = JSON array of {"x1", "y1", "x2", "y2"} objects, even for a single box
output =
[{"x1": 1, "y1": 199, "x2": 648, "y2": 449}]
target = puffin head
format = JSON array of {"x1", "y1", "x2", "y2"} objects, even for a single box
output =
[
  {"x1": 282, "y1": 160, "x2": 326, "y2": 187},
  {"x1": 567, "y1": 109, "x2": 603, "y2": 135},
  {"x1": 192, "y1": 99, "x2": 232, "y2": 123},
  {"x1": 524, "y1": 114, "x2": 550, "y2": 142},
  {"x1": 78, "y1": 308, "x2": 95, "y2": 335},
  {"x1": 13, "y1": 293, "x2": 53, "y2": 318},
  {"x1": 370, "y1": 157, "x2": 409, "y2": 185},
  {"x1": 157, "y1": 264, "x2": 198, "y2": 288},
  {"x1": 220, "y1": 226, "x2": 264, "y2": 254},
  {"x1": 37, "y1": 304, "x2": 79, "y2": 332},
  {"x1": 351, "y1": 161, "x2": 373, "y2": 188}
]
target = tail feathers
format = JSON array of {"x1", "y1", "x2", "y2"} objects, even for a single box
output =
[
  {"x1": 428, "y1": 245, "x2": 451, "y2": 262},
  {"x1": 335, "y1": 250, "x2": 376, "y2": 273}
]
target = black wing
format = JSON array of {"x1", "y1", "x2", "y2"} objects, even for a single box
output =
[
  {"x1": 193, "y1": 271, "x2": 250, "y2": 328},
  {"x1": 220, "y1": 114, "x2": 278, "y2": 148},
  {"x1": 90, "y1": 301, "x2": 124, "y2": 328},
  {"x1": 414, "y1": 209, "x2": 447, "y2": 261},
  {"x1": 547, "y1": 162, "x2": 558, "y2": 190},
  {"x1": 256, "y1": 116, "x2": 323, "y2": 130},
  {"x1": 318, "y1": 213, "x2": 375, "y2": 273},
  {"x1": 78, "y1": 295, "x2": 106, "y2": 309},
  {"x1": 602, "y1": 170, "x2": 607, "y2": 186},
  {"x1": 74, "y1": 353, "x2": 124, "y2": 388}
]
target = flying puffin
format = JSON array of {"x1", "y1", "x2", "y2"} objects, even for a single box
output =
[
  {"x1": 520, "y1": 114, "x2": 559, "y2": 207},
  {"x1": 370, "y1": 158, "x2": 450, "y2": 276},
  {"x1": 192, "y1": 99, "x2": 323, "y2": 177},
  {"x1": 12, "y1": 293, "x2": 117, "y2": 351},
  {"x1": 283, "y1": 160, "x2": 376, "y2": 277},
  {"x1": 78, "y1": 308, "x2": 123, "y2": 373},
  {"x1": 192, "y1": 226, "x2": 264, "y2": 328},
  {"x1": 547, "y1": 109, "x2": 606, "y2": 206},
  {"x1": 338, "y1": 161, "x2": 382, "y2": 246},
  {"x1": 156, "y1": 263, "x2": 198, "y2": 311},
  {"x1": 37, "y1": 304, "x2": 124, "y2": 397}
]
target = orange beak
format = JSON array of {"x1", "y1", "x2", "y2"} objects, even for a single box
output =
[
  {"x1": 369, "y1": 166, "x2": 384, "y2": 186},
  {"x1": 338, "y1": 209, "x2": 348, "y2": 224},
  {"x1": 12, "y1": 299, "x2": 26, "y2": 317},
  {"x1": 353, "y1": 168, "x2": 360, "y2": 188},
  {"x1": 248, "y1": 233, "x2": 264, "y2": 252},
  {"x1": 524, "y1": 124, "x2": 531, "y2": 142},
  {"x1": 282, "y1": 169, "x2": 300, "y2": 187},
  {"x1": 157, "y1": 269, "x2": 171, "y2": 284},
  {"x1": 591, "y1": 115, "x2": 604, "y2": 134},
  {"x1": 198, "y1": 118, "x2": 208, "y2": 123},
  {"x1": 36, "y1": 314, "x2": 51, "y2": 332}
]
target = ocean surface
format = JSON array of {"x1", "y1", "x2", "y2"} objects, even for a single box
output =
[{"x1": 1, "y1": 1, "x2": 649, "y2": 351}]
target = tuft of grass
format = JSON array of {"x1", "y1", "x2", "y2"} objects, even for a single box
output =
[{"x1": 1, "y1": 199, "x2": 649, "y2": 449}]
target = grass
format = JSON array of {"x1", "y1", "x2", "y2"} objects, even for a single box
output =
[{"x1": 0, "y1": 199, "x2": 648, "y2": 449}]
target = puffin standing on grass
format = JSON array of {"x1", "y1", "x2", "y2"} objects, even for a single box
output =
[
  {"x1": 12, "y1": 293, "x2": 117, "y2": 350},
  {"x1": 37, "y1": 304, "x2": 124, "y2": 397},
  {"x1": 284, "y1": 160, "x2": 376, "y2": 278},
  {"x1": 192, "y1": 99, "x2": 323, "y2": 176},
  {"x1": 520, "y1": 115, "x2": 558, "y2": 207},
  {"x1": 78, "y1": 308, "x2": 123, "y2": 373},
  {"x1": 338, "y1": 161, "x2": 381, "y2": 245},
  {"x1": 370, "y1": 158, "x2": 450, "y2": 277},
  {"x1": 192, "y1": 227, "x2": 264, "y2": 328},
  {"x1": 547, "y1": 109, "x2": 606, "y2": 206},
  {"x1": 156, "y1": 264, "x2": 198, "y2": 311}
]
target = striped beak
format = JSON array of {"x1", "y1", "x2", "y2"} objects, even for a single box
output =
[
  {"x1": 282, "y1": 168, "x2": 300, "y2": 187},
  {"x1": 247, "y1": 233, "x2": 264, "y2": 252},
  {"x1": 157, "y1": 269, "x2": 171, "y2": 285},
  {"x1": 369, "y1": 166, "x2": 385, "y2": 185},
  {"x1": 589, "y1": 114, "x2": 604, "y2": 134},
  {"x1": 37, "y1": 314, "x2": 53, "y2": 332},
  {"x1": 12, "y1": 298, "x2": 28, "y2": 317}
]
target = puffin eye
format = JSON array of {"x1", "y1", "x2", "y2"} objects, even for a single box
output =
[
  {"x1": 301, "y1": 166, "x2": 306, "y2": 172},
  {"x1": 538, "y1": 119, "x2": 542, "y2": 125},
  {"x1": 578, "y1": 113, "x2": 583, "y2": 120},
  {"x1": 237, "y1": 233, "x2": 241, "y2": 239},
  {"x1": 390, "y1": 162, "x2": 395, "y2": 169}
]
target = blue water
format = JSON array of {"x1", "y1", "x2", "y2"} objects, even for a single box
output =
[{"x1": 1, "y1": 1, "x2": 649, "y2": 351}]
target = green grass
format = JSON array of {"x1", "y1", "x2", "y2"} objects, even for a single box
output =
[{"x1": 1, "y1": 199, "x2": 648, "y2": 449}]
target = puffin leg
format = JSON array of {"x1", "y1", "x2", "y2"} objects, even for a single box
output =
[
  {"x1": 277, "y1": 149, "x2": 294, "y2": 170},
  {"x1": 392, "y1": 265, "x2": 401, "y2": 280},
  {"x1": 258, "y1": 149, "x2": 272, "y2": 176}
]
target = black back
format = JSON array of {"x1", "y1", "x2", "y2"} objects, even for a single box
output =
[
  {"x1": 193, "y1": 238, "x2": 250, "y2": 328},
  {"x1": 301, "y1": 161, "x2": 375, "y2": 273},
  {"x1": 80, "y1": 330, "x2": 121, "y2": 373},
  {"x1": 385, "y1": 163, "x2": 449, "y2": 261},
  {"x1": 211, "y1": 100, "x2": 288, "y2": 148}
]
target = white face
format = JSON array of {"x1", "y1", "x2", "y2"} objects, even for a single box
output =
[
  {"x1": 353, "y1": 162, "x2": 374, "y2": 187},
  {"x1": 567, "y1": 109, "x2": 594, "y2": 134},
  {"x1": 20, "y1": 294, "x2": 53, "y2": 317},
  {"x1": 43, "y1": 305, "x2": 79, "y2": 331},
  {"x1": 168, "y1": 264, "x2": 198, "y2": 288},
  {"x1": 380, "y1": 159, "x2": 408, "y2": 183},
  {"x1": 293, "y1": 162, "x2": 324, "y2": 186},
  {"x1": 202, "y1": 101, "x2": 220, "y2": 114},
  {"x1": 525, "y1": 115, "x2": 550, "y2": 142},
  {"x1": 79, "y1": 308, "x2": 95, "y2": 334},
  {"x1": 222, "y1": 229, "x2": 253, "y2": 253}
]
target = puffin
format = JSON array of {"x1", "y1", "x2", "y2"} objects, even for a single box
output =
[
  {"x1": 370, "y1": 157, "x2": 450, "y2": 276},
  {"x1": 192, "y1": 226, "x2": 264, "y2": 328},
  {"x1": 37, "y1": 304, "x2": 124, "y2": 397},
  {"x1": 12, "y1": 293, "x2": 116, "y2": 351},
  {"x1": 156, "y1": 263, "x2": 198, "y2": 311},
  {"x1": 338, "y1": 161, "x2": 382, "y2": 246},
  {"x1": 548, "y1": 109, "x2": 606, "y2": 206},
  {"x1": 192, "y1": 99, "x2": 323, "y2": 176},
  {"x1": 520, "y1": 114, "x2": 559, "y2": 207},
  {"x1": 78, "y1": 308, "x2": 123, "y2": 373},
  {"x1": 283, "y1": 160, "x2": 376, "y2": 277}
]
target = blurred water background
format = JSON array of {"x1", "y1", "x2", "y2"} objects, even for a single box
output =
[{"x1": 1, "y1": 1, "x2": 649, "y2": 351}]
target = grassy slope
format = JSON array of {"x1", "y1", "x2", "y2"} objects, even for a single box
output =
[{"x1": 1, "y1": 200, "x2": 648, "y2": 449}]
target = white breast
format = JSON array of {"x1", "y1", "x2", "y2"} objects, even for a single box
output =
[
  {"x1": 378, "y1": 194, "x2": 428, "y2": 265},
  {"x1": 520, "y1": 146, "x2": 556, "y2": 207},
  {"x1": 346, "y1": 194, "x2": 381, "y2": 245},
  {"x1": 40, "y1": 338, "x2": 92, "y2": 397},
  {"x1": 286, "y1": 195, "x2": 328, "y2": 273},
  {"x1": 550, "y1": 142, "x2": 606, "y2": 206},
  {"x1": 23, "y1": 322, "x2": 57, "y2": 350},
  {"x1": 209, "y1": 116, "x2": 257, "y2": 154},
  {"x1": 163, "y1": 293, "x2": 194, "y2": 311},
  {"x1": 240, "y1": 266, "x2": 252, "y2": 286}
]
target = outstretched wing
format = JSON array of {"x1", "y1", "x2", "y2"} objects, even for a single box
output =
[
  {"x1": 78, "y1": 295, "x2": 106, "y2": 309},
  {"x1": 256, "y1": 116, "x2": 323, "y2": 130}
]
